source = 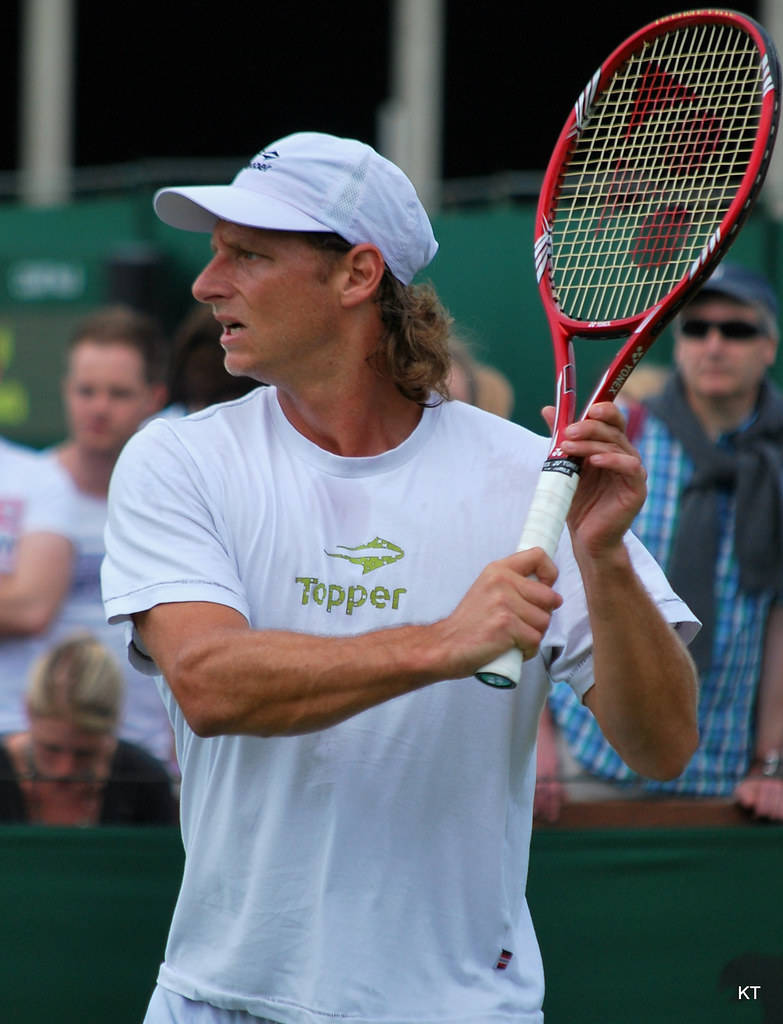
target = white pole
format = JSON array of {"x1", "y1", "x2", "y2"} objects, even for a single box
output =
[
  {"x1": 379, "y1": 0, "x2": 444, "y2": 212},
  {"x1": 760, "y1": 0, "x2": 783, "y2": 219},
  {"x1": 19, "y1": 0, "x2": 75, "y2": 206}
]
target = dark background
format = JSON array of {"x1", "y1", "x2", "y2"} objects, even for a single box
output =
[{"x1": 0, "y1": 0, "x2": 764, "y2": 185}]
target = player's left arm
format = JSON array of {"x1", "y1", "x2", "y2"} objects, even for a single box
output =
[
  {"x1": 735, "y1": 603, "x2": 783, "y2": 820},
  {"x1": 553, "y1": 402, "x2": 700, "y2": 781}
]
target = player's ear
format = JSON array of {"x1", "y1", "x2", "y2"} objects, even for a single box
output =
[{"x1": 339, "y1": 244, "x2": 386, "y2": 308}]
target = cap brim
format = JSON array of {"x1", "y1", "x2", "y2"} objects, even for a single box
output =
[{"x1": 153, "y1": 185, "x2": 333, "y2": 235}]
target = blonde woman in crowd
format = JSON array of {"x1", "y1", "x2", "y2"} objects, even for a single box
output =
[{"x1": 0, "y1": 633, "x2": 176, "y2": 825}]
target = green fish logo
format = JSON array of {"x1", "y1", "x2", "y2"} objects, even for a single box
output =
[{"x1": 325, "y1": 536, "x2": 404, "y2": 575}]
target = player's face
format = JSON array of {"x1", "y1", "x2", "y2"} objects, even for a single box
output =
[
  {"x1": 192, "y1": 222, "x2": 343, "y2": 385},
  {"x1": 674, "y1": 296, "x2": 777, "y2": 407},
  {"x1": 64, "y1": 341, "x2": 164, "y2": 457}
]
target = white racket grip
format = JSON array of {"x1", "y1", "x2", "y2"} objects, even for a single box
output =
[
  {"x1": 475, "y1": 466, "x2": 580, "y2": 689},
  {"x1": 515, "y1": 465, "x2": 580, "y2": 559}
]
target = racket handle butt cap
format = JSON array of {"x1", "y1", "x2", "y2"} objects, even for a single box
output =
[{"x1": 475, "y1": 648, "x2": 523, "y2": 689}]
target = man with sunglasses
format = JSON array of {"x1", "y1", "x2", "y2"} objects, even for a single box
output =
[{"x1": 542, "y1": 262, "x2": 783, "y2": 823}]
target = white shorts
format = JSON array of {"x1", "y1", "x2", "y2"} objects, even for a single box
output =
[{"x1": 144, "y1": 986, "x2": 282, "y2": 1024}]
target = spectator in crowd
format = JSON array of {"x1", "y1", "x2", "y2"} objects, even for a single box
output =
[
  {"x1": 164, "y1": 303, "x2": 260, "y2": 417},
  {"x1": 37, "y1": 306, "x2": 174, "y2": 768},
  {"x1": 447, "y1": 333, "x2": 515, "y2": 418},
  {"x1": 0, "y1": 441, "x2": 75, "y2": 639},
  {"x1": 102, "y1": 130, "x2": 697, "y2": 1024},
  {"x1": 0, "y1": 421, "x2": 77, "y2": 738},
  {"x1": 0, "y1": 632, "x2": 176, "y2": 825},
  {"x1": 542, "y1": 262, "x2": 783, "y2": 822}
]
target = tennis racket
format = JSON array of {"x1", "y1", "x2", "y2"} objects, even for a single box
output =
[{"x1": 477, "y1": 8, "x2": 780, "y2": 688}]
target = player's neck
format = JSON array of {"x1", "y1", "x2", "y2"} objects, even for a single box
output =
[{"x1": 276, "y1": 380, "x2": 423, "y2": 457}]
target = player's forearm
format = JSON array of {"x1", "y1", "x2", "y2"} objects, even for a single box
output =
[
  {"x1": 135, "y1": 548, "x2": 564, "y2": 739},
  {"x1": 577, "y1": 542, "x2": 699, "y2": 780},
  {"x1": 157, "y1": 621, "x2": 454, "y2": 738}
]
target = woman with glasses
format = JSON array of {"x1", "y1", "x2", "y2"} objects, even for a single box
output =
[{"x1": 0, "y1": 633, "x2": 176, "y2": 825}]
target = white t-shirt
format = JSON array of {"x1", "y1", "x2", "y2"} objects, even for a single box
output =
[
  {"x1": 0, "y1": 438, "x2": 77, "y2": 733},
  {"x1": 32, "y1": 456, "x2": 175, "y2": 764},
  {"x1": 102, "y1": 388, "x2": 696, "y2": 1024}
]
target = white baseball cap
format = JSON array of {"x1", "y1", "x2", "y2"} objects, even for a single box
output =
[{"x1": 153, "y1": 131, "x2": 439, "y2": 286}]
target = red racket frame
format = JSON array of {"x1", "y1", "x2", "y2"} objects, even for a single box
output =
[
  {"x1": 477, "y1": 8, "x2": 780, "y2": 688},
  {"x1": 536, "y1": 8, "x2": 780, "y2": 464}
]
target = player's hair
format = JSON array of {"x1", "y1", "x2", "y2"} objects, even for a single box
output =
[
  {"x1": 67, "y1": 304, "x2": 170, "y2": 384},
  {"x1": 304, "y1": 233, "x2": 453, "y2": 404},
  {"x1": 27, "y1": 634, "x2": 124, "y2": 734}
]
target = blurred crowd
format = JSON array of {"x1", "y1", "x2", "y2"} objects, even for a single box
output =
[
  {"x1": 0, "y1": 300, "x2": 259, "y2": 826},
  {"x1": 537, "y1": 262, "x2": 783, "y2": 826},
  {"x1": 3, "y1": 259, "x2": 783, "y2": 828}
]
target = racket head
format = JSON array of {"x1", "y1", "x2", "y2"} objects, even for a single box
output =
[
  {"x1": 534, "y1": 8, "x2": 781, "y2": 429},
  {"x1": 480, "y1": 10, "x2": 781, "y2": 692}
]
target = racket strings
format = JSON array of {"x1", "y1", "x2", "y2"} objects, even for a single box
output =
[{"x1": 550, "y1": 21, "x2": 767, "y2": 322}]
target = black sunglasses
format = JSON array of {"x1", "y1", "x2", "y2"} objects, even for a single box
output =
[{"x1": 679, "y1": 318, "x2": 766, "y2": 340}]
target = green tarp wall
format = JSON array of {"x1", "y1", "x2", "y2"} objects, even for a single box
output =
[
  {"x1": 0, "y1": 825, "x2": 780, "y2": 1024},
  {"x1": 0, "y1": 196, "x2": 779, "y2": 448}
]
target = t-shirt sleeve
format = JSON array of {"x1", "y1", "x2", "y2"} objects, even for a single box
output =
[
  {"x1": 101, "y1": 419, "x2": 250, "y2": 675},
  {"x1": 541, "y1": 528, "x2": 700, "y2": 701}
]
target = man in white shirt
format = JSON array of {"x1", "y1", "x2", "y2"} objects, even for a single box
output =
[
  {"x1": 102, "y1": 131, "x2": 699, "y2": 1024},
  {"x1": 44, "y1": 306, "x2": 173, "y2": 764},
  {"x1": 0, "y1": 436, "x2": 76, "y2": 733}
]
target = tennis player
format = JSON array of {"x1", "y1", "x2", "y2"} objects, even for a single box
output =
[{"x1": 101, "y1": 131, "x2": 699, "y2": 1024}]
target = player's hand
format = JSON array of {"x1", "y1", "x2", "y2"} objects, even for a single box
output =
[
  {"x1": 542, "y1": 402, "x2": 647, "y2": 559},
  {"x1": 734, "y1": 774, "x2": 783, "y2": 821},
  {"x1": 435, "y1": 547, "x2": 563, "y2": 679}
]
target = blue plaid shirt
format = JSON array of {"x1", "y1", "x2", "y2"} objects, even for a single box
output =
[{"x1": 548, "y1": 409, "x2": 781, "y2": 795}]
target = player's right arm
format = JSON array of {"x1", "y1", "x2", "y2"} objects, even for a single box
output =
[
  {"x1": 132, "y1": 549, "x2": 561, "y2": 738},
  {"x1": 103, "y1": 419, "x2": 561, "y2": 738}
]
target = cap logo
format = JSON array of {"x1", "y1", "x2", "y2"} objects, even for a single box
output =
[
  {"x1": 248, "y1": 150, "x2": 280, "y2": 173},
  {"x1": 153, "y1": 132, "x2": 439, "y2": 284}
]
